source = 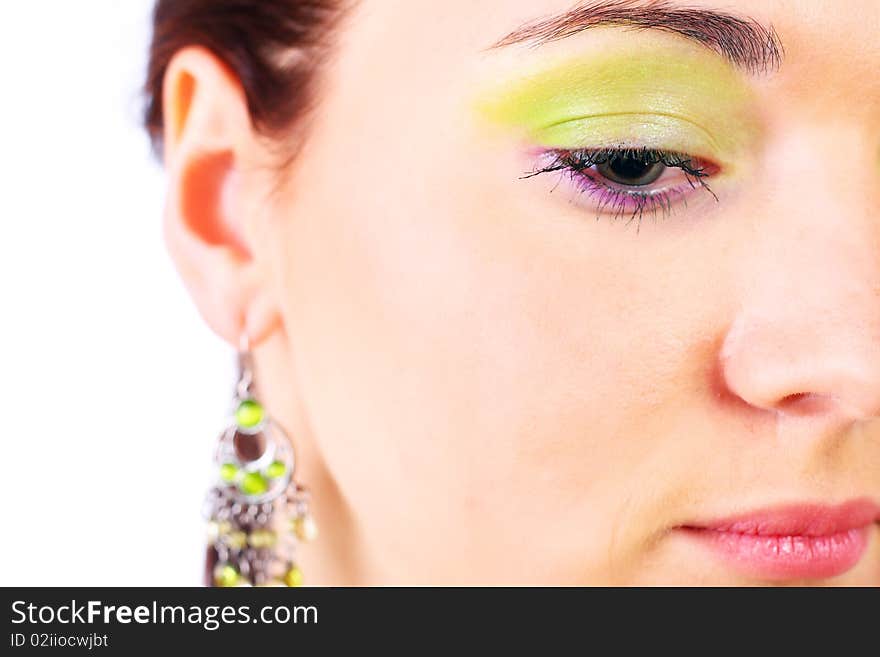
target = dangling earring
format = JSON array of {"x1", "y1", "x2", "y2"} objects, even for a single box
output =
[{"x1": 202, "y1": 335, "x2": 318, "y2": 587}]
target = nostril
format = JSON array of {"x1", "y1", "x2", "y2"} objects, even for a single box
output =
[{"x1": 776, "y1": 392, "x2": 837, "y2": 416}]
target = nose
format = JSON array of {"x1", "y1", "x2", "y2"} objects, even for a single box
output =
[
  {"x1": 718, "y1": 131, "x2": 880, "y2": 428},
  {"x1": 720, "y1": 312, "x2": 880, "y2": 422}
]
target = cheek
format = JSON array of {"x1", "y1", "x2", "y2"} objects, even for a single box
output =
[{"x1": 272, "y1": 154, "x2": 727, "y2": 580}]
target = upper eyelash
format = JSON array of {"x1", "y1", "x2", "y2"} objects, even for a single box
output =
[
  {"x1": 522, "y1": 146, "x2": 719, "y2": 233},
  {"x1": 525, "y1": 146, "x2": 710, "y2": 178}
]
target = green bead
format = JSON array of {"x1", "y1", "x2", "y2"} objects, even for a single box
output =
[
  {"x1": 284, "y1": 566, "x2": 304, "y2": 587},
  {"x1": 214, "y1": 564, "x2": 239, "y2": 587},
  {"x1": 239, "y1": 471, "x2": 268, "y2": 496},
  {"x1": 219, "y1": 463, "x2": 238, "y2": 482},
  {"x1": 235, "y1": 399, "x2": 264, "y2": 429},
  {"x1": 265, "y1": 460, "x2": 286, "y2": 479}
]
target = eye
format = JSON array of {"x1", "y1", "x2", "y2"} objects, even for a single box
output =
[
  {"x1": 595, "y1": 154, "x2": 665, "y2": 186},
  {"x1": 524, "y1": 147, "x2": 720, "y2": 231}
]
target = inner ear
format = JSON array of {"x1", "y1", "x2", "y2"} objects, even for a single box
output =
[
  {"x1": 180, "y1": 149, "x2": 251, "y2": 258},
  {"x1": 169, "y1": 70, "x2": 196, "y2": 146}
]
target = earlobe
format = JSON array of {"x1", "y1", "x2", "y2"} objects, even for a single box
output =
[{"x1": 160, "y1": 46, "x2": 280, "y2": 346}]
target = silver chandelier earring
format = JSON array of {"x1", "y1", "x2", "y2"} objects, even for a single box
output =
[{"x1": 202, "y1": 335, "x2": 317, "y2": 587}]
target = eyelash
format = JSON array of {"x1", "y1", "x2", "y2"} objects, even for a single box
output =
[{"x1": 523, "y1": 147, "x2": 719, "y2": 231}]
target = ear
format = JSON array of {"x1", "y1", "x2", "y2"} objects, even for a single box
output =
[{"x1": 161, "y1": 46, "x2": 281, "y2": 347}]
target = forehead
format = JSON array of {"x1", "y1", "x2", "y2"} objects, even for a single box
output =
[
  {"x1": 371, "y1": 0, "x2": 880, "y2": 58},
  {"x1": 354, "y1": 0, "x2": 880, "y2": 118}
]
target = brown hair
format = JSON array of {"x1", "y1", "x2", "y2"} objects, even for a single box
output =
[{"x1": 143, "y1": 0, "x2": 349, "y2": 156}]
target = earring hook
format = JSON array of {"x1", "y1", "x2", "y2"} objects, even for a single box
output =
[{"x1": 236, "y1": 332, "x2": 254, "y2": 399}]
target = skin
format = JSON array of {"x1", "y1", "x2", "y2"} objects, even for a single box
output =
[{"x1": 160, "y1": 0, "x2": 880, "y2": 585}]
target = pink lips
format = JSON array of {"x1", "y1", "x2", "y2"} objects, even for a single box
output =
[{"x1": 680, "y1": 499, "x2": 880, "y2": 581}]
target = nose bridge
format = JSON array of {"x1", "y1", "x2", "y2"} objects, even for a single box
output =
[{"x1": 719, "y1": 125, "x2": 880, "y2": 425}]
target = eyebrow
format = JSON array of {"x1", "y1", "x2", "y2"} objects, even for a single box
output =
[{"x1": 491, "y1": 0, "x2": 784, "y2": 74}]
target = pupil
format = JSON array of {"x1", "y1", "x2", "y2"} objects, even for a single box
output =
[{"x1": 598, "y1": 155, "x2": 665, "y2": 186}]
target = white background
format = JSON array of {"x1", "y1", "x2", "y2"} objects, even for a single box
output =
[{"x1": 0, "y1": 1, "x2": 233, "y2": 585}]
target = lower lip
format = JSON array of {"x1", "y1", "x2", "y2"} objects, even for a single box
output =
[{"x1": 680, "y1": 503, "x2": 877, "y2": 581}]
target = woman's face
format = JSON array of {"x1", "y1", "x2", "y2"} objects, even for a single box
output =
[{"x1": 194, "y1": 0, "x2": 880, "y2": 584}]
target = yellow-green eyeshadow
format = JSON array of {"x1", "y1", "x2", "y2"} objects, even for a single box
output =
[{"x1": 473, "y1": 47, "x2": 760, "y2": 163}]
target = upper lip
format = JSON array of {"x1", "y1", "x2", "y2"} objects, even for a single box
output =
[{"x1": 681, "y1": 498, "x2": 880, "y2": 537}]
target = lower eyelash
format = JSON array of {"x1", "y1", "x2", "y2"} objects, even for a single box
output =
[
  {"x1": 571, "y1": 169, "x2": 716, "y2": 233},
  {"x1": 523, "y1": 148, "x2": 719, "y2": 233},
  {"x1": 574, "y1": 171, "x2": 687, "y2": 231}
]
